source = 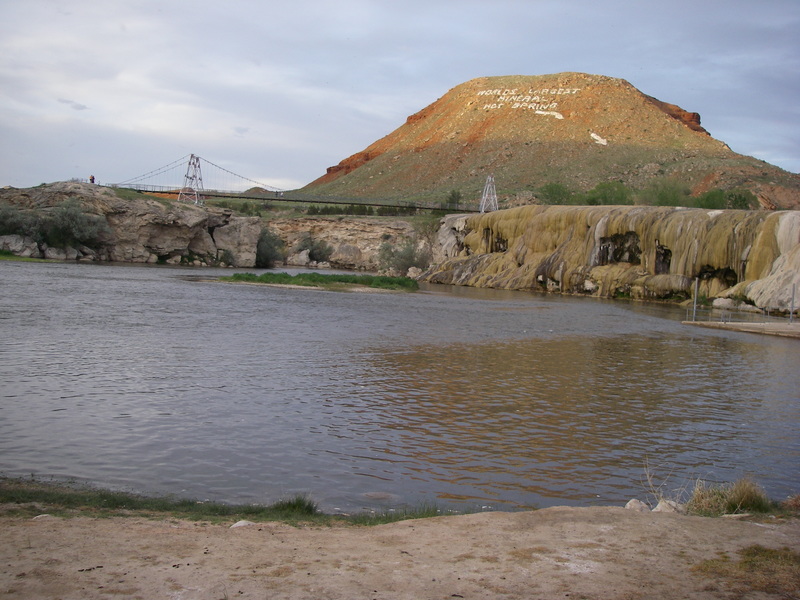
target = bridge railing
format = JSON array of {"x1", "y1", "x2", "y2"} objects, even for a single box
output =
[{"x1": 107, "y1": 184, "x2": 482, "y2": 213}]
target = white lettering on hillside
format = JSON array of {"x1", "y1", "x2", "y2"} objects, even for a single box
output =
[
  {"x1": 590, "y1": 132, "x2": 607, "y2": 145},
  {"x1": 477, "y1": 86, "x2": 580, "y2": 116}
]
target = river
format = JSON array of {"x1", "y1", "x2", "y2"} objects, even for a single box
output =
[{"x1": 0, "y1": 260, "x2": 797, "y2": 513}]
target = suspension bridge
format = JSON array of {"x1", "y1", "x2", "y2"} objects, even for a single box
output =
[
  {"x1": 109, "y1": 154, "x2": 284, "y2": 204},
  {"x1": 108, "y1": 154, "x2": 483, "y2": 213}
]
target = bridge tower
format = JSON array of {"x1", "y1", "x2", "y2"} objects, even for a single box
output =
[
  {"x1": 177, "y1": 154, "x2": 205, "y2": 205},
  {"x1": 479, "y1": 174, "x2": 498, "y2": 213}
]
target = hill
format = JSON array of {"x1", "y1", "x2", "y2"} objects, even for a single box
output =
[{"x1": 301, "y1": 73, "x2": 800, "y2": 209}]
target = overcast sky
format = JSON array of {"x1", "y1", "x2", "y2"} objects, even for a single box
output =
[{"x1": 1, "y1": 0, "x2": 798, "y2": 191}]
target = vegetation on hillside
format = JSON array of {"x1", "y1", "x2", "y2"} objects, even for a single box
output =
[
  {"x1": 535, "y1": 180, "x2": 758, "y2": 209},
  {"x1": 0, "y1": 199, "x2": 110, "y2": 248}
]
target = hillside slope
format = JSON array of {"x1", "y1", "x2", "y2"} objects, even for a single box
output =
[{"x1": 302, "y1": 73, "x2": 800, "y2": 209}]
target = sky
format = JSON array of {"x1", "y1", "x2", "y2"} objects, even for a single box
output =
[{"x1": 1, "y1": 0, "x2": 798, "y2": 191}]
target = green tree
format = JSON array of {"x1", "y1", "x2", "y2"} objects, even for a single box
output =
[
  {"x1": 538, "y1": 183, "x2": 573, "y2": 205},
  {"x1": 446, "y1": 190, "x2": 462, "y2": 211},
  {"x1": 255, "y1": 228, "x2": 285, "y2": 268},
  {"x1": 583, "y1": 182, "x2": 633, "y2": 205},
  {"x1": 637, "y1": 179, "x2": 691, "y2": 207}
]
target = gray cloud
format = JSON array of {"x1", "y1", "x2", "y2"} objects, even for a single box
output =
[
  {"x1": 0, "y1": 0, "x2": 797, "y2": 189},
  {"x1": 58, "y1": 98, "x2": 89, "y2": 111}
]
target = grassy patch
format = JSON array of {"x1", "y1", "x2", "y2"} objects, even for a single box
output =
[
  {"x1": 0, "y1": 250, "x2": 42, "y2": 262},
  {"x1": 694, "y1": 545, "x2": 800, "y2": 596},
  {"x1": 0, "y1": 478, "x2": 461, "y2": 526},
  {"x1": 221, "y1": 271, "x2": 419, "y2": 291},
  {"x1": 0, "y1": 478, "x2": 325, "y2": 525},
  {"x1": 686, "y1": 478, "x2": 775, "y2": 517}
]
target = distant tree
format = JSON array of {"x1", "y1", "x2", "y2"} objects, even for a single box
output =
[
  {"x1": 446, "y1": 190, "x2": 462, "y2": 211},
  {"x1": 637, "y1": 179, "x2": 691, "y2": 207},
  {"x1": 724, "y1": 189, "x2": 758, "y2": 210},
  {"x1": 694, "y1": 189, "x2": 727, "y2": 209},
  {"x1": 538, "y1": 183, "x2": 573, "y2": 205},
  {"x1": 582, "y1": 182, "x2": 633, "y2": 205}
]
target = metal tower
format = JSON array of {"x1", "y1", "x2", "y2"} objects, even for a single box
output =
[
  {"x1": 177, "y1": 154, "x2": 205, "y2": 205},
  {"x1": 479, "y1": 174, "x2": 498, "y2": 213}
]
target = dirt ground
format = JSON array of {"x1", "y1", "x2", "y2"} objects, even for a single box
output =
[{"x1": 1, "y1": 506, "x2": 798, "y2": 600}]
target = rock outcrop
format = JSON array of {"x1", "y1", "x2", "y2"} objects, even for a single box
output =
[
  {"x1": 0, "y1": 182, "x2": 261, "y2": 266},
  {"x1": 302, "y1": 73, "x2": 800, "y2": 209},
  {"x1": 422, "y1": 205, "x2": 800, "y2": 312},
  {"x1": 268, "y1": 216, "x2": 415, "y2": 270}
]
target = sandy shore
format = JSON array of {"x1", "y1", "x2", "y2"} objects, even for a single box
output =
[{"x1": 2, "y1": 506, "x2": 798, "y2": 599}]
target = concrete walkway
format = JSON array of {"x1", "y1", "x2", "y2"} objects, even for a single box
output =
[{"x1": 682, "y1": 320, "x2": 800, "y2": 339}]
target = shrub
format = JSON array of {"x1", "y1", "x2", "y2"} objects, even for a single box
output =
[
  {"x1": 296, "y1": 235, "x2": 333, "y2": 263},
  {"x1": 0, "y1": 202, "x2": 41, "y2": 239},
  {"x1": 41, "y1": 199, "x2": 110, "y2": 248},
  {"x1": 255, "y1": 228, "x2": 285, "y2": 268},
  {"x1": 445, "y1": 190, "x2": 462, "y2": 211},
  {"x1": 694, "y1": 189, "x2": 727, "y2": 209},
  {"x1": 378, "y1": 239, "x2": 431, "y2": 275},
  {"x1": 538, "y1": 182, "x2": 573, "y2": 205},
  {"x1": 686, "y1": 478, "x2": 773, "y2": 516},
  {"x1": 582, "y1": 181, "x2": 633, "y2": 205},
  {"x1": 637, "y1": 178, "x2": 691, "y2": 206}
]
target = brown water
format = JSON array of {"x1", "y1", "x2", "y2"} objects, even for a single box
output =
[{"x1": 1, "y1": 260, "x2": 797, "y2": 513}]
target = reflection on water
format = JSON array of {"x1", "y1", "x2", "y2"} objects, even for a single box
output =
[{"x1": 0, "y1": 260, "x2": 797, "y2": 512}]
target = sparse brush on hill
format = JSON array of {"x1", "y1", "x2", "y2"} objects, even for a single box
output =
[
  {"x1": 0, "y1": 199, "x2": 110, "y2": 248},
  {"x1": 536, "y1": 180, "x2": 758, "y2": 209},
  {"x1": 301, "y1": 73, "x2": 799, "y2": 209}
]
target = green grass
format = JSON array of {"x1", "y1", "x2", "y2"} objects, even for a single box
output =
[
  {"x1": 0, "y1": 478, "x2": 323, "y2": 525},
  {"x1": 0, "y1": 250, "x2": 42, "y2": 262},
  {"x1": 0, "y1": 478, "x2": 461, "y2": 526},
  {"x1": 221, "y1": 271, "x2": 419, "y2": 291}
]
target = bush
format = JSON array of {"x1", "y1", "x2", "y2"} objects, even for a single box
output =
[
  {"x1": 378, "y1": 239, "x2": 431, "y2": 275},
  {"x1": 0, "y1": 202, "x2": 40, "y2": 239},
  {"x1": 296, "y1": 235, "x2": 333, "y2": 263},
  {"x1": 255, "y1": 228, "x2": 285, "y2": 268},
  {"x1": 0, "y1": 200, "x2": 109, "y2": 248},
  {"x1": 41, "y1": 200, "x2": 110, "y2": 248},
  {"x1": 686, "y1": 478, "x2": 773, "y2": 516},
  {"x1": 538, "y1": 183, "x2": 573, "y2": 205},
  {"x1": 637, "y1": 178, "x2": 692, "y2": 206},
  {"x1": 582, "y1": 181, "x2": 633, "y2": 205}
]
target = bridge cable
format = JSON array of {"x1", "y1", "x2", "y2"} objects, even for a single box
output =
[
  {"x1": 199, "y1": 156, "x2": 282, "y2": 192},
  {"x1": 117, "y1": 155, "x2": 192, "y2": 185}
]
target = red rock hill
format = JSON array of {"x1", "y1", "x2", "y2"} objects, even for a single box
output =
[{"x1": 301, "y1": 73, "x2": 799, "y2": 209}]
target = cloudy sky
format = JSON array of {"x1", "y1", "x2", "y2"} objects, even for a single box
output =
[{"x1": 1, "y1": 0, "x2": 798, "y2": 191}]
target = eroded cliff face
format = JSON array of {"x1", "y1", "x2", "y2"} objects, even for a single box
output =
[
  {"x1": 268, "y1": 217, "x2": 414, "y2": 270},
  {"x1": 422, "y1": 206, "x2": 800, "y2": 311},
  {"x1": 0, "y1": 182, "x2": 261, "y2": 267}
]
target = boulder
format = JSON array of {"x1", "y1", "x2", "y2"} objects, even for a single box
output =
[
  {"x1": 0, "y1": 234, "x2": 39, "y2": 258},
  {"x1": 624, "y1": 499, "x2": 650, "y2": 512},
  {"x1": 211, "y1": 217, "x2": 261, "y2": 267},
  {"x1": 652, "y1": 499, "x2": 686, "y2": 514}
]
